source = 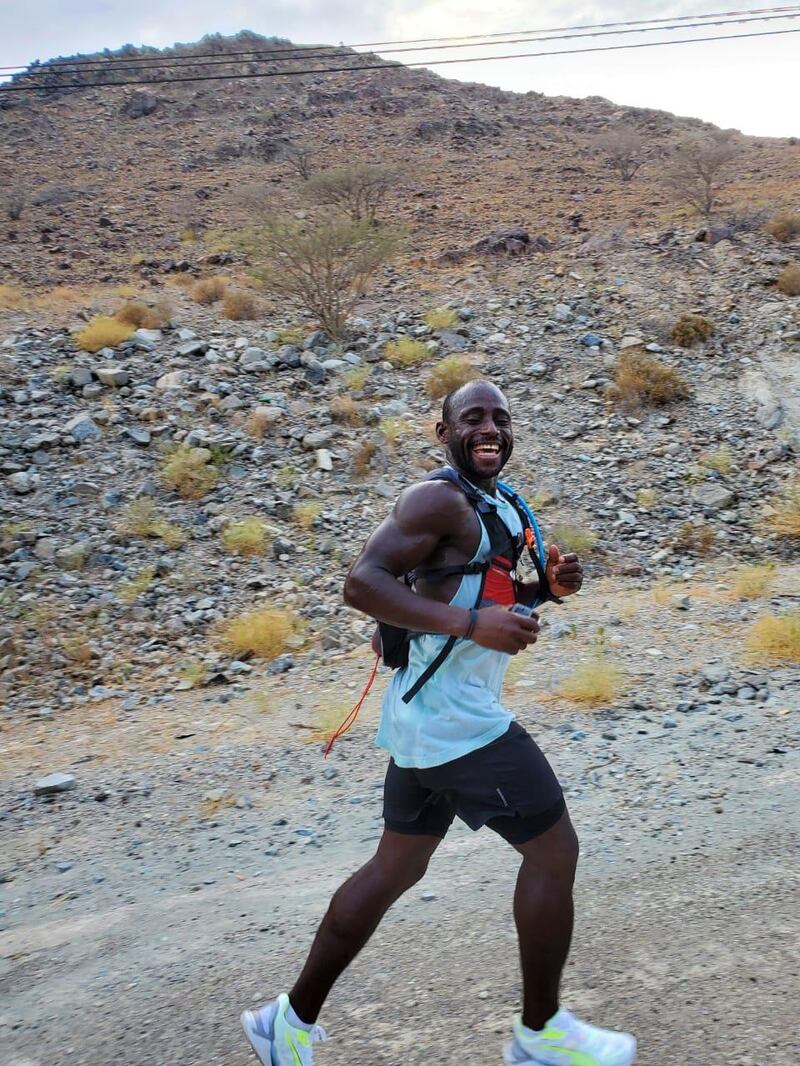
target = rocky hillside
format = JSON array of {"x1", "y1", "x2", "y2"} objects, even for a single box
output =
[{"x1": 1, "y1": 31, "x2": 799, "y2": 285}]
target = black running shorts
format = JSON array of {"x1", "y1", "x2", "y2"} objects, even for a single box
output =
[{"x1": 382, "y1": 721, "x2": 565, "y2": 846}]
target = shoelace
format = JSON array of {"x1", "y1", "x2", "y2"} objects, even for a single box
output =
[{"x1": 309, "y1": 1023, "x2": 328, "y2": 1043}]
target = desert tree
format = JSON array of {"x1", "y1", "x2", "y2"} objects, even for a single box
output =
[
  {"x1": 303, "y1": 163, "x2": 395, "y2": 224},
  {"x1": 662, "y1": 132, "x2": 740, "y2": 217},
  {"x1": 283, "y1": 143, "x2": 315, "y2": 180},
  {"x1": 237, "y1": 216, "x2": 403, "y2": 339},
  {"x1": 598, "y1": 128, "x2": 647, "y2": 182}
]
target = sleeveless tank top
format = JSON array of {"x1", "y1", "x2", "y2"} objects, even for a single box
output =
[{"x1": 375, "y1": 485, "x2": 523, "y2": 769}]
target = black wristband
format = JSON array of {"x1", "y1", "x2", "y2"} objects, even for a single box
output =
[{"x1": 463, "y1": 607, "x2": 479, "y2": 640}]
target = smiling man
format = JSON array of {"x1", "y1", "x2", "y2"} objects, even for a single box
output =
[{"x1": 241, "y1": 380, "x2": 636, "y2": 1066}]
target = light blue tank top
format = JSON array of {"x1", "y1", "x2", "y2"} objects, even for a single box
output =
[{"x1": 375, "y1": 484, "x2": 523, "y2": 769}]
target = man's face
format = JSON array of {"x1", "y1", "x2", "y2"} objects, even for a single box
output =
[{"x1": 436, "y1": 382, "x2": 514, "y2": 482}]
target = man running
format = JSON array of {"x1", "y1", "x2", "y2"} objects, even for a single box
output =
[{"x1": 241, "y1": 380, "x2": 637, "y2": 1065}]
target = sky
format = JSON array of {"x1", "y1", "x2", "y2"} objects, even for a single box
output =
[{"x1": 0, "y1": 1, "x2": 798, "y2": 137}]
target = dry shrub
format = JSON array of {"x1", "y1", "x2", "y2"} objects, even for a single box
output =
[
  {"x1": 731, "y1": 563, "x2": 775, "y2": 600},
  {"x1": 161, "y1": 446, "x2": 220, "y2": 499},
  {"x1": 117, "y1": 566, "x2": 156, "y2": 604},
  {"x1": 701, "y1": 445, "x2": 734, "y2": 475},
  {"x1": 294, "y1": 501, "x2": 322, "y2": 530},
  {"x1": 303, "y1": 163, "x2": 394, "y2": 223},
  {"x1": 424, "y1": 308, "x2": 460, "y2": 330},
  {"x1": 611, "y1": 352, "x2": 690, "y2": 407},
  {"x1": 330, "y1": 395, "x2": 364, "y2": 425},
  {"x1": 191, "y1": 276, "x2": 228, "y2": 305},
  {"x1": 776, "y1": 264, "x2": 800, "y2": 296},
  {"x1": 744, "y1": 612, "x2": 800, "y2": 665},
  {"x1": 673, "y1": 521, "x2": 715, "y2": 555},
  {"x1": 379, "y1": 416, "x2": 410, "y2": 448},
  {"x1": 549, "y1": 523, "x2": 598, "y2": 555},
  {"x1": 115, "y1": 301, "x2": 172, "y2": 329},
  {"x1": 671, "y1": 313, "x2": 714, "y2": 347},
  {"x1": 245, "y1": 407, "x2": 283, "y2": 438},
  {"x1": 761, "y1": 479, "x2": 800, "y2": 538},
  {"x1": 0, "y1": 283, "x2": 30, "y2": 310},
  {"x1": 223, "y1": 291, "x2": 259, "y2": 320},
  {"x1": 218, "y1": 607, "x2": 300, "y2": 661},
  {"x1": 117, "y1": 499, "x2": 185, "y2": 548},
  {"x1": 221, "y1": 517, "x2": 269, "y2": 556},
  {"x1": 637, "y1": 488, "x2": 657, "y2": 509},
  {"x1": 343, "y1": 365, "x2": 370, "y2": 391},
  {"x1": 558, "y1": 657, "x2": 624, "y2": 705},
  {"x1": 353, "y1": 440, "x2": 378, "y2": 478},
  {"x1": 426, "y1": 355, "x2": 479, "y2": 399},
  {"x1": 385, "y1": 337, "x2": 429, "y2": 367},
  {"x1": 73, "y1": 316, "x2": 135, "y2": 353},
  {"x1": 766, "y1": 212, "x2": 800, "y2": 243}
]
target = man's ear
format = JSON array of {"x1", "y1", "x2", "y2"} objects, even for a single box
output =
[{"x1": 435, "y1": 420, "x2": 448, "y2": 445}]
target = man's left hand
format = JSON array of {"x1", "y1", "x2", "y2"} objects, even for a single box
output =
[{"x1": 545, "y1": 543, "x2": 583, "y2": 598}]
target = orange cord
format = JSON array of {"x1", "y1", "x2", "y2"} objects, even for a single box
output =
[{"x1": 323, "y1": 653, "x2": 381, "y2": 758}]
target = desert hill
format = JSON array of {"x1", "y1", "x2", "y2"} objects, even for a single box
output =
[{"x1": 1, "y1": 30, "x2": 799, "y2": 285}]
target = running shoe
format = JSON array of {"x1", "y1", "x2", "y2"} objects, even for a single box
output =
[
  {"x1": 504, "y1": 1007, "x2": 636, "y2": 1065},
  {"x1": 241, "y1": 992, "x2": 327, "y2": 1066}
]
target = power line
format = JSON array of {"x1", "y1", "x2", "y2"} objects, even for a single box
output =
[
  {"x1": 1, "y1": 3, "x2": 797, "y2": 73},
  {"x1": 1, "y1": 26, "x2": 798, "y2": 94},
  {"x1": 6, "y1": 9, "x2": 799, "y2": 80}
]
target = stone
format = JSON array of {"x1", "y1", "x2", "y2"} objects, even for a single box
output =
[
  {"x1": 34, "y1": 772, "x2": 76, "y2": 796},
  {"x1": 691, "y1": 484, "x2": 735, "y2": 512},
  {"x1": 94, "y1": 365, "x2": 130, "y2": 387},
  {"x1": 123, "y1": 427, "x2": 151, "y2": 446},
  {"x1": 316, "y1": 449, "x2": 334, "y2": 471},
  {"x1": 63, "y1": 413, "x2": 102, "y2": 442},
  {"x1": 176, "y1": 339, "x2": 209, "y2": 357},
  {"x1": 251, "y1": 405, "x2": 284, "y2": 427},
  {"x1": 9, "y1": 471, "x2": 38, "y2": 494},
  {"x1": 156, "y1": 370, "x2": 189, "y2": 391},
  {"x1": 700, "y1": 664, "x2": 730, "y2": 684},
  {"x1": 69, "y1": 367, "x2": 93, "y2": 388},
  {"x1": 580, "y1": 332, "x2": 604, "y2": 347}
]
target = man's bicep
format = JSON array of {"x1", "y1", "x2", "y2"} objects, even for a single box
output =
[{"x1": 356, "y1": 484, "x2": 457, "y2": 577}]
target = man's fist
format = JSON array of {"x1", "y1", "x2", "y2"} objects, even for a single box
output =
[
  {"x1": 546, "y1": 543, "x2": 583, "y2": 598},
  {"x1": 472, "y1": 605, "x2": 540, "y2": 655}
]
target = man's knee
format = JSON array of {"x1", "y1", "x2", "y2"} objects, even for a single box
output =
[
  {"x1": 373, "y1": 846, "x2": 432, "y2": 894},
  {"x1": 519, "y1": 812, "x2": 579, "y2": 882}
]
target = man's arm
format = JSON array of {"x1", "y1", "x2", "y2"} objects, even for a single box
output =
[{"x1": 345, "y1": 482, "x2": 539, "y2": 655}]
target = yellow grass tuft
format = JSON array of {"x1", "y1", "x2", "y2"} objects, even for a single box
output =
[
  {"x1": 637, "y1": 488, "x2": 658, "y2": 509},
  {"x1": 330, "y1": 395, "x2": 364, "y2": 425},
  {"x1": 558, "y1": 656, "x2": 625, "y2": 705},
  {"x1": 117, "y1": 566, "x2": 156, "y2": 603},
  {"x1": 73, "y1": 315, "x2": 135, "y2": 353},
  {"x1": 0, "y1": 283, "x2": 30, "y2": 310},
  {"x1": 294, "y1": 501, "x2": 322, "y2": 530},
  {"x1": 353, "y1": 440, "x2": 378, "y2": 478},
  {"x1": 761, "y1": 479, "x2": 800, "y2": 539},
  {"x1": 385, "y1": 337, "x2": 429, "y2": 367},
  {"x1": 221, "y1": 517, "x2": 269, "y2": 556},
  {"x1": 744, "y1": 612, "x2": 800, "y2": 665},
  {"x1": 342, "y1": 365, "x2": 370, "y2": 391},
  {"x1": 275, "y1": 325, "x2": 307, "y2": 346},
  {"x1": 379, "y1": 416, "x2": 410, "y2": 448},
  {"x1": 731, "y1": 563, "x2": 776, "y2": 600},
  {"x1": 766, "y1": 212, "x2": 800, "y2": 243},
  {"x1": 115, "y1": 301, "x2": 172, "y2": 329},
  {"x1": 425, "y1": 355, "x2": 479, "y2": 399},
  {"x1": 776, "y1": 264, "x2": 800, "y2": 296},
  {"x1": 424, "y1": 307, "x2": 460, "y2": 330},
  {"x1": 117, "y1": 499, "x2": 186, "y2": 548},
  {"x1": 191, "y1": 276, "x2": 228, "y2": 305},
  {"x1": 217, "y1": 607, "x2": 300, "y2": 661},
  {"x1": 671, "y1": 313, "x2": 714, "y2": 347},
  {"x1": 161, "y1": 446, "x2": 220, "y2": 499},
  {"x1": 611, "y1": 352, "x2": 690, "y2": 407},
  {"x1": 176, "y1": 661, "x2": 208, "y2": 689},
  {"x1": 701, "y1": 445, "x2": 734, "y2": 475},
  {"x1": 222, "y1": 291, "x2": 259, "y2": 320},
  {"x1": 549, "y1": 523, "x2": 598, "y2": 555}
]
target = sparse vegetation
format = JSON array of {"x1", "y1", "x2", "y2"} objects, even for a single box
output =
[
  {"x1": 731, "y1": 563, "x2": 775, "y2": 600},
  {"x1": 222, "y1": 291, "x2": 259, "y2": 320},
  {"x1": 636, "y1": 488, "x2": 658, "y2": 509},
  {"x1": 744, "y1": 612, "x2": 800, "y2": 665},
  {"x1": 294, "y1": 501, "x2": 322, "y2": 530},
  {"x1": 379, "y1": 416, "x2": 410, "y2": 448},
  {"x1": 217, "y1": 606, "x2": 300, "y2": 661},
  {"x1": 117, "y1": 499, "x2": 185, "y2": 548},
  {"x1": 598, "y1": 128, "x2": 647, "y2": 182},
  {"x1": 549, "y1": 523, "x2": 598, "y2": 555},
  {"x1": 191, "y1": 276, "x2": 228, "y2": 305},
  {"x1": 221, "y1": 517, "x2": 269, "y2": 556},
  {"x1": 245, "y1": 407, "x2": 283, "y2": 438},
  {"x1": 662, "y1": 132, "x2": 739, "y2": 217},
  {"x1": 117, "y1": 566, "x2": 156, "y2": 603},
  {"x1": 353, "y1": 440, "x2": 378, "y2": 478},
  {"x1": 330, "y1": 395, "x2": 364, "y2": 425},
  {"x1": 342, "y1": 365, "x2": 370, "y2": 391},
  {"x1": 673, "y1": 520, "x2": 716, "y2": 555},
  {"x1": 115, "y1": 300, "x2": 172, "y2": 329},
  {"x1": 283, "y1": 142, "x2": 315, "y2": 180},
  {"x1": 176, "y1": 661, "x2": 208, "y2": 689},
  {"x1": 3, "y1": 189, "x2": 25, "y2": 220},
  {"x1": 671, "y1": 313, "x2": 714, "y2": 347},
  {"x1": 766, "y1": 212, "x2": 800, "y2": 243},
  {"x1": 0, "y1": 283, "x2": 29, "y2": 310},
  {"x1": 303, "y1": 163, "x2": 395, "y2": 223},
  {"x1": 424, "y1": 307, "x2": 460, "y2": 330},
  {"x1": 385, "y1": 337, "x2": 429, "y2": 367},
  {"x1": 610, "y1": 351, "x2": 690, "y2": 407},
  {"x1": 558, "y1": 633, "x2": 624, "y2": 705},
  {"x1": 761, "y1": 479, "x2": 800, "y2": 538},
  {"x1": 275, "y1": 464, "x2": 299, "y2": 488},
  {"x1": 426, "y1": 355, "x2": 479, "y2": 399},
  {"x1": 776, "y1": 264, "x2": 800, "y2": 296},
  {"x1": 73, "y1": 316, "x2": 135, "y2": 353},
  {"x1": 161, "y1": 446, "x2": 220, "y2": 499},
  {"x1": 701, "y1": 445, "x2": 734, "y2": 475}
]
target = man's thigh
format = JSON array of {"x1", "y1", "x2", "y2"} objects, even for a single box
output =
[{"x1": 382, "y1": 758, "x2": 457, "y2": 839}]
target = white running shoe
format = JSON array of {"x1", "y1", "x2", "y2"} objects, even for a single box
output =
[
  {"x1": 504, "y1": 1007, "x2": 636, "y2": 1065},
  {"x1": 241, "y1": 992, "x2": 327, "y2": 1066}
]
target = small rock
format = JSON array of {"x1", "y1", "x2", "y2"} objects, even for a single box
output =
[{"x1": 34, "y1": 772, "x2": 76, "y2": 796}]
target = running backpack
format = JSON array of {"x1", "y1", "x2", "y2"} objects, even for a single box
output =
[{"x1": 374, "y1": 467, "x2": 560, "y2": 704}]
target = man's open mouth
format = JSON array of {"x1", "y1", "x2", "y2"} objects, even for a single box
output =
[{"x1": 471, "y1": 442, "x2": 503, "y2": 458}]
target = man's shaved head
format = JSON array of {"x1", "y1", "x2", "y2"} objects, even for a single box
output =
[
  {"x1": 441, "y1": 379, "x2": 509, "y2": 425},
  {"x1": 437, "y1": 379, "x2": 514, "y2": 487}
]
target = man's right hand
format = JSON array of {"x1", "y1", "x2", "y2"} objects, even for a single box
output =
[{"x1": 471, "y1": 605, "x2": 540, "y2": 654}]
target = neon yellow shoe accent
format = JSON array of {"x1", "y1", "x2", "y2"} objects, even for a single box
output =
[
  {"x1": 296, "y1": 1030, "x2": 311, "y2": 1048},
  {"x1": 284, "y1": 1031, "x2": 304, "y2": 1066}
]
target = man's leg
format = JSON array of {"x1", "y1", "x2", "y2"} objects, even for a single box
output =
[
  {"x1": 510, "y1": 809, "x2": 580, "y2": 1031},
  {"x1": 288, "y1": 829, "x2": 442, "y2": 1023}
]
